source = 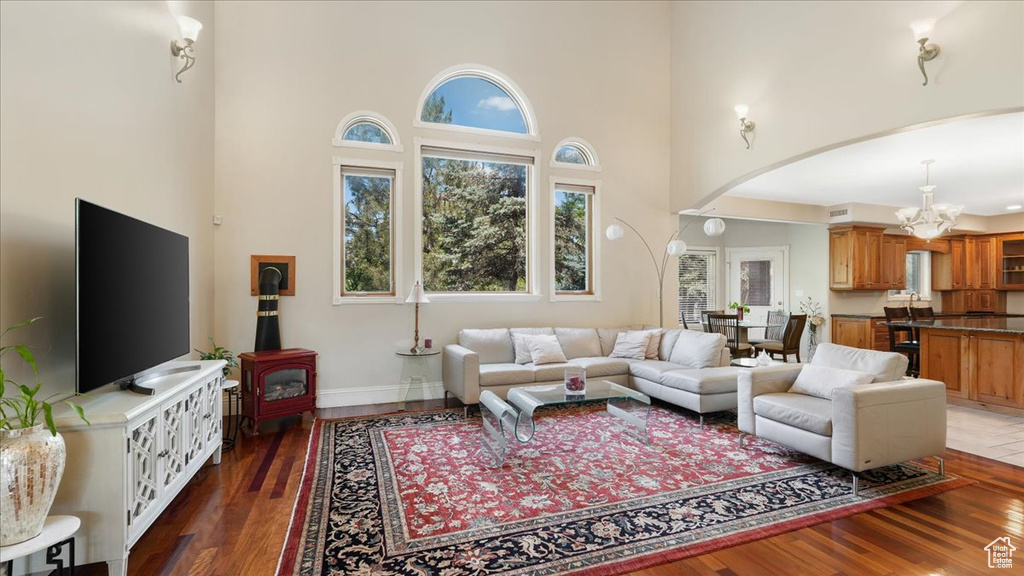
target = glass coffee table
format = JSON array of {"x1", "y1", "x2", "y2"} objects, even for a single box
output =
[{"x1": 479, "y1": 381, "x2": 650, "y2": 467}]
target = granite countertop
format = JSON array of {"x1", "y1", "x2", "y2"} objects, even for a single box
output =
[
  {"x1": 882, "y1": 317, "x2": 1024, "y2": 335},
  {"x1": 834, "y1": 313, "x2": 1024, "y2": 320}
]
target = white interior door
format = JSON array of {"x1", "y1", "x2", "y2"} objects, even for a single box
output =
[{"x1": 726, "y1": 247, "x2": 789, "y2": 328}]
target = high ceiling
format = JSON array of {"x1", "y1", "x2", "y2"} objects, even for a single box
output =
[{"x1": 724, "y1": 112, "x2": 1024, "y2": 217}]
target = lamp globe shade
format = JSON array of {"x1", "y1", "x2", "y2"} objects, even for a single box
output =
[
  {"x1": 176, "y1": 15, "x2": 203, "y2": 41},
  {"x1": 703, "y1": 218, "x2": 726, "y2": 237},
  {"x1": 605, "y1": 222, "x2": 624, "y2": 241},
  {"x1": 406, "y1": 280, "x2": 429, "y2": 304},
  {"x1": 667, "y1": 240, "x2": 688, "y2": 256}
]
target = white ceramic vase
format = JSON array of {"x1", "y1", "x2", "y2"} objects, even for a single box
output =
[{"x1": 0, "y1": 424, "x2": 67, "y2": 545}]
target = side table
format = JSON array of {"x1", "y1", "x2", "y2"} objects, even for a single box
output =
[
  {"x1": 222, "y1": 378, "x2": 241, "y2": 449},
  {"x1": 395, "y1": 348, "x2": 440, "y2": 409},
  {"x1": 0, "y1": 515, "x2": 80, "y2": 576}
]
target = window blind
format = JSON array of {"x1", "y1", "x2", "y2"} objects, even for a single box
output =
[{"x1": 678, "y1": 250, "x2": 717, "y2": 324}]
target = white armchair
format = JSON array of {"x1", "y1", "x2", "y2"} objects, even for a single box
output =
[{"x1": 737, "y1": 343, "x2": 947, "y2": 496}]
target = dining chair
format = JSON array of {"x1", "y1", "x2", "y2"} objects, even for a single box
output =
[
  {"x1": 909, "y1": 306, "x2": 935, "y2": 321},
  {"x1": 700, "y1": 310, "x2": 725, "y2": 332},
  {"x1": 706, "y1": 313, "x2": 753, "y2": 358},
  {"x1": 754, "y1": 314, "x2": 807, "y2": 363},
  {"x1": 883, "y1": 306, "x2": 918, "y2": 376},
  {"x1": 749, "y1": 309, "x2": 787, "y2": 347}
]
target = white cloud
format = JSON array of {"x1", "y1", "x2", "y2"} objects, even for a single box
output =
[{"x1": 477, "y1": 95, "x2": 517, "y2": 112}]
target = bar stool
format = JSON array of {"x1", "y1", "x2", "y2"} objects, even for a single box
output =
[{"x1": 883, "y1": 306, "x2": 919, "y2": 376}]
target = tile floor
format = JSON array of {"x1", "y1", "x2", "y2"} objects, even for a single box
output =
[{"x1": 946, "y1": 404, "x2": 1024, "y2": 467}]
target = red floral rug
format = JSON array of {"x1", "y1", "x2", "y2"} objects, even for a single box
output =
[{"x1": 277, "y1": 404, "x2": 969, "y2": 575}]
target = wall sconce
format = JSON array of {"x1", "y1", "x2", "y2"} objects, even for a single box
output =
[
  {"x1": 912, "y1": 21, "x2": 940, "y2": 86},
  {"x1": 734, "y1": 105, "x2": 756, "y2": 149},
  {"x1": 170, "y1": 16, "x2": 203, "y2": 83}
]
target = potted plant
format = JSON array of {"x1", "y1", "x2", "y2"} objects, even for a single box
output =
[
  {"x1": 0, "y1": 317, "x2": 89, "y2": 545},
  {"x1": 728, "y1": 301, "x2": 751, "y2": 321},
  {"x1": 195, "y1": 338, "x2": 238, "y2": 381}
]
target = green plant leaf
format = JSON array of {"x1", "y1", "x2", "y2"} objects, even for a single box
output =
[
  {"x1": 0, "y1": 317, "x2": 41, "y2": 338},
  {"x1": 67, "y1": 402, "x2": 90, "y2": 425},
  {"x1": 13, "y1": 345, "x2": 38, "y2": 375},
  {"x1": 42, "y1": 402, "x2": 57, "y2": 436}
]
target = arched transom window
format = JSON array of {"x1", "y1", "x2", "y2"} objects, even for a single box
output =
[
  {"x1": 416, "y1": 65, "x2": 537, "y2": 138},
  {"x1": 333, "y1": 111, "x2": 403, "y2": 152},
  {"x1": 551, "y1": 138, "x2": 600, "y2": 171}
]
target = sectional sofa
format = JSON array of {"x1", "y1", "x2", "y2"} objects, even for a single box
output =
[{"x1": 442, "y1": 326, "x2": 742, "y2": 424}]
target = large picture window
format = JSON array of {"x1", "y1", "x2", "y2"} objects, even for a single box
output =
[
  {"x1": 679, "y1": 250, "x2": 718, "y2": 325},
  {"x1": 553, "y1": 183, "x2": 595, "y2": 295},
  {"x1": 420, "y1": 147, "x2": 532, "y2": 293},
  {"x1": 333, "y1": 159, "x2": 402, "y2": 304}
]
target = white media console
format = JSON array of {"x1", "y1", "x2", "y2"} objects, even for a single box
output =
[{"x1": 16, "y1": 361, "x2": 226, "y2": 576}]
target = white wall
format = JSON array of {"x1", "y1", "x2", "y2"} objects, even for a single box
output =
[
  {"x1": 214, "y1": 1, "x2": 673, "y2": 405},
  {"x1": 677, "y1": 217, "x2": 829, "y2": 357},
  {"x1": 670, "y1": 0, "x2": 1024, "y2": 212},
  {"x1": 0, "y1": 1, "x2": 216, "y2": 393}
]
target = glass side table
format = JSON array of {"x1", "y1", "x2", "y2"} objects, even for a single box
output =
[{"x1": 395, "y1": 348, "x2": 440, "y2": 410}]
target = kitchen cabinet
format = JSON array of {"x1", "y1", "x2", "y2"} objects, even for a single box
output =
[
  {"x1": 997, "y1": 233, "x2": 1024, "y2": 290},
  {"x1": 968, "y1": 237, "x2": 997, "y2": 289},
  {"x1": 830, "y1": 316, "x2": 889, "y2": 351},
  {"x1": 920, "y1": 325, "x2": 1024, "y2": 412},
  {"x1": 940, "y1": 289, "x2": 1007, "y2": 313},
  {"x1": 829, "y1": 226, "x2": 903, "y2": 291},
  {"x1": 933, "y1": 238, "x2": 966, "y2": 290}
]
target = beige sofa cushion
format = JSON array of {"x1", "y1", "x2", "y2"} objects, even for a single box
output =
[
  {"x1": 555, "y1": 328, "x2": 602, "y2": 359},
  {"x1": 659, "y1": 329, "x2": 682, "y2": 361},
  {"x1": 597, "y1": 326, "x2": 631, "y2": 356},
  {"x1": 630, "y1": 360, "x2": 683, "y2": 382},
  {"x1": 511, "y1": 328, "x2": 555, "y2": 364},
  {"x1": 531, "y1": 362, "x2": 575, "y2": 381},
  {"x1": 660, "y1": 366, "x2": 741, "y2": 395},
  {"x1": 789, "y1": 364, "x2": 874, "y2": 399},
  {"x1": 753, "y1": 393, "x2": 833, "y2": 436},
  {"x1": 527, "y1": 335, "x2": 567, "y2": 365},
  {"x1": 610, "y1": 331, "x2": 651, "y2": 359},
  {"x1": 459, "y1": 328, "x2": 514, "y2": 365},
  {"x1": 811, "y1": 343, "x2": 908, "y2": 382},
  {"x1": 669, "y1": 330, "x2": 727, "y2": 368},
  {"x1": 480, "y1": 363, "x2": 534, "y2": 386},
  {"x1": 568, "y1": 357, "x2": 632, "y2": 378}
]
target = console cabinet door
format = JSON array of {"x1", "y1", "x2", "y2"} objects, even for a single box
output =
[
  {"x1": 204, "y1": 376, "x2": 222, "y2": 448},
  {"x1": 186, "y1": 385, "x2": 205, "y2": 471},
  {"x1": 160, "y1": 395, "x2": 188, "y2": 493},
  {"x1": 127, "y1": 410, "x2": 160, "y2": 537}
]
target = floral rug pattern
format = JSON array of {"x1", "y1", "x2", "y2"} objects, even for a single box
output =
[{"x1": 279, "y1": 404, "x2": 966, "y2": 576}]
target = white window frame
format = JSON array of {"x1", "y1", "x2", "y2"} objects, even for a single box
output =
[
  {"x1": 550, "y1": 176, "x2": 601, "y2": 302},
  {"x1": 678, "y1": 246, "x2": 722, "y2": 324},
  {"x1": 413, "y1": 64, "x2": 540, "y2": 142},
  {"x1": 332, "y1": 157, "x2": 404, "y2": 305},
  {"x1": 888, "y1": 250, "x2": 933, "y2": 301},
  {"x1": 333, "y1": 110, "x2": 404, "y2": 152},
  {"x1": 550, "y1": 137, "x2": 601, "y2": 172},
  {"x1": 414, "y1": 137, "x2": 541, "y2": 302}
]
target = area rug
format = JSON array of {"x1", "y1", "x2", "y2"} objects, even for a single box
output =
[{"x1": 277, "y1": 404, "x2": 969, "y2": 576}]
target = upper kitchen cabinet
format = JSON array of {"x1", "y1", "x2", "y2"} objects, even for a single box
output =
[
  {"x1": 935, "y1": 234, "x2": 1020, "y2": 291},
  {"x1": 829, "y1": 226, "x2": 905, "y2": 291},
  {"x1": 998, "y1": 233, "x2": 1024, "y2": 290}
]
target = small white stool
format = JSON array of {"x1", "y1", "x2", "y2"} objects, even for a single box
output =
[
  {"x1": 0, "y1": 515, "x2": 80, "y2": 576},
  {"x1": 395, "y1": 349, "x2": 440, "y2": 409}
]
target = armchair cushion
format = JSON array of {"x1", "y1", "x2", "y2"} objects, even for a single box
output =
[
  {"x1": 811, "y1": 343, "x2": 908, "y2": 383},
  {"x1": 669, "y1": 330, "x2": 727, "y2": 368},
  {"x1": 658, "y1": 329, "x2": 682, "y2": 361},
  {"x1": 459, "y1": 328, "x2": 514, "y2": 365},
  {"x1": 753, "y1": 393, "x2": 834, "y2": 436},
  {"x1": 530, "y1": 361, "x2": 574, "y2": 381},
  {"x1": 789, "y1": 364, "x2": 875, "y2": 399}
]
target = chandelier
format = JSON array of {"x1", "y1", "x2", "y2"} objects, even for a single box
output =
[{"x1": 895, "y1": 159, "x2": 963, "y2": 240}]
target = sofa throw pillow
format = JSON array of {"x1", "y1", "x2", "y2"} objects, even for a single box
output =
[
  {"x1": 789, "y1": 364, "x2": 875, "y2": 399},
  {"x1": 609, "y1": 331, "x2": 651, "y2": 360},
  {"x1": 597, "y1": 327, "x2": 631, "y2": 356},
  {"x1": 510, "y1": 328, "x2": 555, "y2": 364},
  {"x1": 628, "y1": 329, "x2": 663, "y2": 360},
  {"x1": 669, "y1": 329, "x2": 726, "y2": 368},
  {"x1": 527, "y1": 334, "x2": 568, "y2": 365}
]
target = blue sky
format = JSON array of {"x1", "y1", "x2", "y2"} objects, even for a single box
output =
[{"x1": 428, "y1": 77, "x2": 527, "y2": 134}]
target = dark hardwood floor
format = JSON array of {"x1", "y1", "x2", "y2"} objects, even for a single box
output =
[{"x1": 76, "y1": 399, "x2": 1023, "y2": 576}]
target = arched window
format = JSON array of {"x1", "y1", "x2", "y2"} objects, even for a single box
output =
[
  {"x1": 551, "y1": 138, "x2": 600, "y2": 171},
  {"x1": 333, "y1": 111, "x2": 403, "y2": 152},
  {"x1": 415, "y1": 64, "x2": 538, "y2": 139}
]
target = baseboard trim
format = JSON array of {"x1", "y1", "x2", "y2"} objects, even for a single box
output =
[{"x1": 316, "y1": 382, "x2": 446, "y2": 408}]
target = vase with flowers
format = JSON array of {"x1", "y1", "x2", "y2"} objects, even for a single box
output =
[
  {"x1": 728, "y1": 301, "x2": 750, "y2": 321},
  {"x1": 799, "y1": 297, "x2": 826, "y2": 361}
]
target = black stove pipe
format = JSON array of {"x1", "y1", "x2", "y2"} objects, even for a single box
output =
[{"x1": 255, "y1": 266, "x2": 282, "y2": 351}]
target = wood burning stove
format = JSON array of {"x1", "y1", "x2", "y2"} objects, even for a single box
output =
[{"x1": 239, "y1": 348, "x2": 317, "y2": 434}]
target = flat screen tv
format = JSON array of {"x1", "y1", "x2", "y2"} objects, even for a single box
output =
[{"x1": 76, "y1": 199, "x2": 190, "y2": 394}]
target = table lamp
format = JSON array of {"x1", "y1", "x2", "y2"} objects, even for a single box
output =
[{"x1": 406, "y1": 280, "x2": 430, "y2": 352}]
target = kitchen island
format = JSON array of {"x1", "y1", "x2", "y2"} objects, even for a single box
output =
[{"x1": 891, "y1": 317, "x2": 1024, "y2": 415}]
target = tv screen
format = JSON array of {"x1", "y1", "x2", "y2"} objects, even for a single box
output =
[{"x1": 76, "y1": 199, "x2": 190, "y2": 393}]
